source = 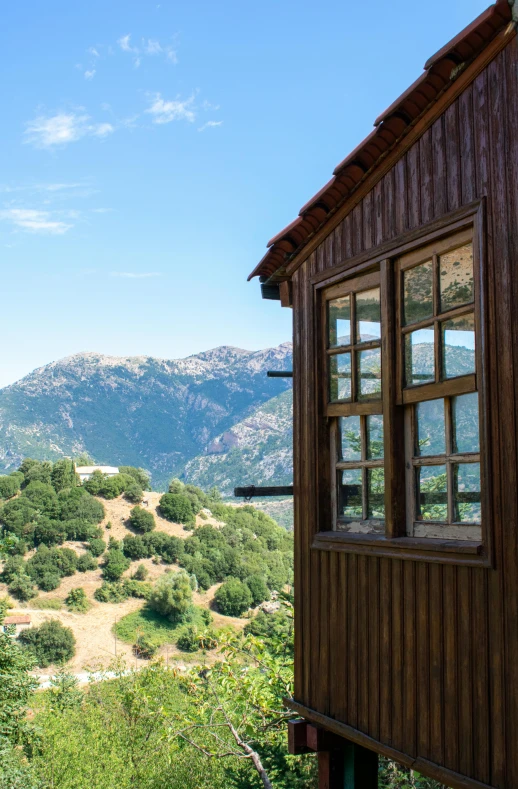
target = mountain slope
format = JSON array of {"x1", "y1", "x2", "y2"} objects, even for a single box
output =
[{"x1": 0, "y1": 343, "x2": 293, "y2": 489}]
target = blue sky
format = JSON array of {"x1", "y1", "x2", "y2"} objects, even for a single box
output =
[{"x1": 1, "y1": 0, "x2": 488, "y2": 387}]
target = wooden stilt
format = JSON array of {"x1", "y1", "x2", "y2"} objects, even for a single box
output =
[{"x1": 318, "y1": 741, "x2": 378, "y2": 788}]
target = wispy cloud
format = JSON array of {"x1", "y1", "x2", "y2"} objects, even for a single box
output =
[
  {"x1": 198, "y1": 120, "x2": 223, "y2": 132},
  {"x1": 145, "y1": 93, "x2": 196, "y2": 124},
  {"x1": 88, "y1": 47, "x2": 100, "y2": 57},
  {"x1": 84, "y1": 69, "x2": 96, "y2": 80},
  {"x1": 117, "y1": 33, "x2": 177, "y2": 66},
  {"x1": 110, "y1": 271, "x2": 161, "y2": 279},
  {"x1": 0, "y1": 208, "x2": 73, "y2": 235},
  {"x1": 24, "y1": 112, "x2": 114, "y2": 148}
]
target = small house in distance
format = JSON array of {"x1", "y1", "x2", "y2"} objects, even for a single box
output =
[
  {"x1": 2, "y1": 614, "x2": 31, "y2": 635},
  {"x1": 249, "y1": 3, "x2": 518, "y2": 788},
  {"x1": 75, "y1": 465, "x2": 119, "y2": 482}
]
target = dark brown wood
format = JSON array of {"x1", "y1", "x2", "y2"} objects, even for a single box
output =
[
  {"x1": 233, "y1": 485, "x2": 293, "y2": 497},
  {"x1": 271, "y1": 26, "x2": 518, "y2": 789},
  {"x1": 287, "y1": 719, "x2": 310, "y2": 755},
  {"x1": 279, "y1": 280, "x2": 293, "y2": 308}
]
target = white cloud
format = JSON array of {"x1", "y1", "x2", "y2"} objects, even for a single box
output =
[
  {"x1": 24, "y1": 112, "x2": 114, "y2": 148},
  {"x1": 110, "y1": 271, "x2": 161, "y2": 279},
  {"x1": 198, "y1": 120, "x2": 223, "y2": 132},
  {"x1": 118, "y1": 34, "x2": 136, "y2": 53},
  {"x1": 0, "y1": 209, "x2": 72, "y2": 235},
  {"x1": 145, "y1": 93, "x2": 196, "y2": 124},
  {"x1": 91, "y1": 207, "x2": 113, "y2": 214},
  {"x1": 84, "y1": 69, "x2": 96, "y2": 80},
  {"x1": 134, "y1": 56, "x2": 141, "y2": 69},
  {"x1": 145, "y1": 39, "x2": 162, "y2": 54},
  {"x1": 88, "y1": 47, "x2": 100, "y2": 57}
]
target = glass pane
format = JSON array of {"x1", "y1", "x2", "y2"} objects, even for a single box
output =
[
  {"x1": 329, "y1": 353, "x2": 351, "y2": 401},
  {"x1": 358, "y1": 347, "x2": 382, "y2": 400},
  {"x1": 453, "y1": 462, "x2": 481, "y2": 523},
  {"x1": 440, "y1": 244, "x2": 474, "y2": 313},
  {"x1": 356, "y1": 288, "x2": 381, "y2": 343},
  {"x1": 404, "y1": 328, "x2": 435, "y2": 386},
  {"x1": 366, "y1": 414, "x2": 384, "y2": 459},
  {"x1": 340, "y1": 468, "x2": 363, "y2": 519},
  {"x1": 417, "y1": 464, "x2": 448, "y2": 521},
  {"x1": 416, "y1": 399, "x2": 445, "y2": 456},
  {"x1": 340, "y1": 416, "x2": 361, "y2": 461},
  {"x1": 442, "y1": 313, "x2": 475, "y2": 379},
  {"x1": 367, "y1": 468, "x2": 385, "y2": 518},
  {"x1": 328, "y1": 296, "x2": 351, "y2": 348},
  {"x1": 453, "y1": 393, "x2": 480, "y2": 453},
  {"x1": 403, "y1": 260, "x2": 434, "y2": 325}
]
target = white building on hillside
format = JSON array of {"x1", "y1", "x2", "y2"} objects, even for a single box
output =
[{"x1": 75, "y1": 465, "x2": 119, "y2": 482}]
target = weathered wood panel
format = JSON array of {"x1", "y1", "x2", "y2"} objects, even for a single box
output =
[{"x1": 292, "y1": 39, "x2": 518, "y2": 789}]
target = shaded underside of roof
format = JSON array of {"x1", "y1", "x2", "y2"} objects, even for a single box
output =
[{"x1": 249, "y1": 0, "x2": 512, "y2": 283}]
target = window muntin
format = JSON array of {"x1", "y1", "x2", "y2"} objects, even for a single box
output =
[{"x1": 323, "y1": 222, "x2": 485, "y2": 551}]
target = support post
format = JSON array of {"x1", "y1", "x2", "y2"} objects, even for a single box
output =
[{"x1": 318, "y1": 742, "x2": 378, "y2": 789}]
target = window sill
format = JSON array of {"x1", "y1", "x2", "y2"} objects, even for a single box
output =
[{"x1": 312, "y1": 531, "x2": 490, "y2": 566}]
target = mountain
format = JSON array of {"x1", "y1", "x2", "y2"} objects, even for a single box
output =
[{"x1": 0, "y1": 344, "x2": 293, "y2": 491}]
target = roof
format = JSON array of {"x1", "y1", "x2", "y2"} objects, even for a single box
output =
[
  {"x1": 249, "y1": 0, "x2": 513, "y2": 283},
  {"x1": 75, "y1": 466, "x2": 120, "y2": 475},
  {"x1": 4, "y1": 615, "x2": 31, "y2": 625}
]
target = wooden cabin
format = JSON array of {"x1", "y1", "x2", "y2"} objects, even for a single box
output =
[{"x1": 249, "y1": 3, "x2": 518, "y2": 788}]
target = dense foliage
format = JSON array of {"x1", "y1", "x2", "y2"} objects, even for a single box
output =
[
  {"x1": 18, "y1": 619, "x2": 76, "y2": 668},
  {"x1": 159, "y1": 492, "x2": 195, "y2": 525},
  {"x1": 128, "y1": 505, "x2": 155, "y2": 533},
  {"x1": 148, "y1": 570, "x2": 194, "y2": 622},
  {"x1": 214, "y1": 577, "x2": 253, "y2": 616}
]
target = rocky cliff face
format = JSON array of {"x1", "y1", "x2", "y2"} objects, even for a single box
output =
[{"x1": 0, "y1": 343, "x2": 293, "y2": 490}]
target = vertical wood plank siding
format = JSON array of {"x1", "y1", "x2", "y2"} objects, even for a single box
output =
[{"x1": 292, "y1": 41, "x2": 517, "y2": 788}]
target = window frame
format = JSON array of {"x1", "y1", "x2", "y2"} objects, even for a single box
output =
[{"x1": 312, "y1": 200, "x2": 492, "y2": 567}]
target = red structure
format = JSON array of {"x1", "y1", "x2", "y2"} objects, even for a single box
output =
[{"x1": 249, "y1": 4, "x2": 518, "y2": 787}]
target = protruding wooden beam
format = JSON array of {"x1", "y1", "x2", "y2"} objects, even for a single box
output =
[
  {"x1": 306, "y1": 724, "x2": 345, "y2": 752},
  {"x1": 287, "y1": 719, "x2": 310, "y2": 755},
  {"x1": 279, "y1": 280, "x2": 293, "y2": 307},
  {"x1": 266, "y1": 370, "x2": 293, "y2": 378},
  {"x1": 234, "y1": 485, "x2": 294, "y2": 498}
]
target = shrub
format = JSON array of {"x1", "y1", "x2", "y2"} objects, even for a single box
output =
[
  {"x1": 94, "y1": 582, "x2": 128, "y2": 603},
  {"x1": 105, "y1": 521, "x2": 112, "y2": 530},
  {"x1": 37, "y1": 572, "x2": 61, "y2": 592},
  {"x1": 102, "y1": 549, "x2": 130, "y2": 581},
  {"x1": 200, "y1": 608, "x2": 213, "y2": 626},
  {"x1": 0, "y1": 475, "x2": 20, "y2": 499},
  {"x1": 63, "y1": 518, "x2": 98, "y2": 541},
  {"x1": 52, "y1": 547, "x2": 78, "y2": 577},
  {"x1": 134, "y1": 635, "x2": 158, "y2": 659},
  {"x1": 23, "y1": 461, "x2": 53, "y2": 486},
  {"x1": 8, "y1": 574, "x2": 37, "y2": 601},
  {"x1": 149, "y1": 571, "x2": 193, "y2": 622},
  {"x1": 122, "y1": 535, "x2": 149, "y2": 560},
  {"x1": 124, "y1": 483, "x2": 143, "y2": 504},
  {"x1": 122, "y1": 579, "x2": 152, "y2": 599},
  {"x1": 33, "y1": 518, "x2": 67, "y2": 547},
  {"x1": 51, "y1": 459, "x2": 78, "y2": 492},
  {"x1": 82, "y1": 469, "x2": 105, "y2": 495},
  {"x1": 176, "y1": 625, "x2": 199, "y2": 653},
  {"x1": 31, "y1": 597, "x2": 62, "y2": 610},
  {"x1": 0, "y1": 499, "x2": 39, "y2": 540},
  {"x1": 120, "y1": 466, "x2": 151, "y2": 490},
  {"x1": 23, "y1": 481, "x2": 59, "y2": 516},
  {"x1": 1, "y1": 555, "x2": 26, "y2": 583},
  {"x1": 108, "y1": 537, "x2": 120, "y2": 550},
  {"x1": 58, "y1": 487, "x2": 104, "y2": 524},
  {"x1": 26, "y1": 546, "x2": 78, "y2": 589},
  {"x1": 98, "y1": 474, "x2": 134, "y2": 500},
  {"x1": 76, "y1": 552, "x2": 98, "y2": 572},
  {"x1": 129, "y1": 506, "x2": 155, "y2": 533},
  {"x1": 214, "y1": 578, "x2": 253, "y2": 617},
  {"x1": 245, "y1": 574, "x2": 270, "y2": 607},
  {"x1": 65, "y1": 588, "x2": 90, "y2": 613},
  {"x1": 87, "y1": 538, "x2": 106, "y2": 557},
  {"x1": 19, "y1": 619, "x2": 75, "y2": 667},
  {"x1": 132, "y1": 563, "x2": 148, "y2": 581},
  {"x1": 159, "y1": 493, "x2": 194, "y2": 525}
]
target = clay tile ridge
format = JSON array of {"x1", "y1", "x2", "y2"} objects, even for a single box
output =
[
  {"x1": 4, "y1": 615, "x2": 31, "y2": 625},
  {"x1": 248, "y1": 0, "x2": 512, "y2": 283}
]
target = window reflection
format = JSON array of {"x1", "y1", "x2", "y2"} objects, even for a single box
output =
[
  {"x1": 453, "y1": 463, "x2": 481, "y2": 523},
  {"x1": 442, "y1": 314, "x2": 475, "y2": 379},
  {"x1": 328, "y1": 296, "x2": 351, "y2": 347},
  {"x1": 404, "y1": 260, "x2": 434, "y2": 325},
  {"x1": 329, "y1": 353, "x2": 352, "y2": 401},
  {"x1": 416, "y1": 399, "x2": 445, "y2": 456},
  {"x1": 440, "y1": 244, "x2": 474, "y2": 313},
  {"x1": 417, "y1": 464, "x2": 448, "y2": 521},
  {"x1": 340, "y1": 416, "x2": 361, "y2": 461},
  {"x1": 341, "y1": 468, "x2": 363, "y2": 518},
  {"x1": 453, "y1": 393, "x2": 479, "y2": 453},
  {"x1": 356, "y1": 288, "x2": 381, "y2": 343},
  {"x1": 358, "y1": 347, "x2": 382, "y2": 400},
  {"x1": 366, "y1": 414, "x2": 384, "y2": 459},
  {"x1": 404, "y1": 328, "x2": 435, "y2": 386},
  {"x1": 367, "y1": 468, "x2": 385, "y2": 518}
]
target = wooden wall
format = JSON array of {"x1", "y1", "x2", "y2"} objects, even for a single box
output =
[{"x1": 292, "y1": 38, "x2": 518, "y2": 789}]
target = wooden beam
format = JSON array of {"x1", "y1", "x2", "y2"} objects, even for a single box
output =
[
  {"x1": 279, "y1": 280, "x2": 293, "y2": 307},
  {"x1": 266, "y1": 370, "x2": 293, "y2": 378},
  {"x1": 233, "y1": 485, "x2": 294, "y2": 498},
  {"x1": 287, "y1": 719, "x2": 310, "y2": 755}
]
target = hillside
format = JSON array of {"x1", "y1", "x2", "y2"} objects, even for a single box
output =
[{"x1": 0, "y1": 344, "x2": 293, "y2": 491}]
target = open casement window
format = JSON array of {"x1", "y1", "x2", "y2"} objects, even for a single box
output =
[{"x1": 319, "y1": 207, "x2": 488, "y2": 564}]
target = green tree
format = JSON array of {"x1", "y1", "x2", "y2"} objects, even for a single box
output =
[
  {"x1": 0, "y1": 598, "x2": 38, "y2": 744},
  {"x1": 102, "y1": 549, "x2": 131, "y2": 581},
  {"x1": 131, "y1": 563, "x2": 148, "y2": 581},
  {"x1": 0, "y1": 476, "x2": 20, "y2": 500},
  {"x1": 50, "y1": 460, "x2": 78, "y2": 493},
  {"x1": 129, "y1": 506, "x2": 155, "y2": 533},
  {"x1": 124, "y1": 482, "x2": 143, "y2": 504},
  {"x1": 148, "y1": 570, "x2": 193, "y2": 622},
  {"x1": 58, "y1": 487, "x2": 105, "y2": 523},
  {"x1": 87, "y1": 537, "x2": 106, "y2": 557},
  {"x1": 47, "y1": 668, "x2": 82, "y2": 712},
  {"x1": 65, "y1": 588, "x2": 90, "y2": 613},
  {"x1": 119, "y1": 466, "x2": 151, "y2": 490},
  {"x1": 245, "y1": 574, "x2": 270, "y2": 607},
  {"x1": 19, "y1": 619, "x2": 76, "y2": 668},
  {"x1": 176, "y1": 624, "x2": 199, "y2": 652},
  {"x1": 159, "y1": 493, "x2": 195, "y2": 525},
  {"x1": 76, "y1": 552, "x2": 98, "y2": 572},
  {"x1": 23, "y1": 461, "x2": 53, "y2": 486},
  {"x1": 1, "y1": 555, "x2": 26, "y2": 584},
  {"x1": 214, "y1": 578, "x2": 253, "y2": 616},
  {"x1": 83, "y1": 469, "x2": 106, "y2": 495},
  {"x1": 8, "y1": 575, "x2": 37, "y2": 602}
]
